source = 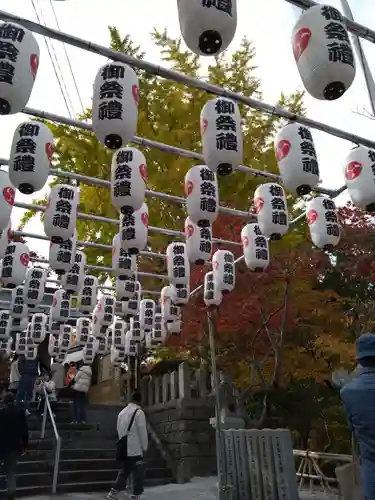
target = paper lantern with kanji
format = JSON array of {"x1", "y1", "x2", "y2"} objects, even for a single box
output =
[
  {"x1": 95, "y1": 295, "x2": 115, "y2": 327},
  {"x1": 111, "y1": 147, "x2": 147, "y2": 214},
  {"x1": 15, "y1": 330, "x2": 27, "y2": 355},
  {"x1": 30, "y1": 313, "x2": 47, "y2": 344},
  {"x1": 116, "y1": 278, "x2": 137, "y2": 301},
  {"x1": 61, "y1": 249, "x2": 86, "y2": 294},
  {"x1": 201, "y1": 97, "x2": 242, "y2": 176},
  {"x1": 48, "y1": 335, "x2": 60, "y2": 358},
  {"x1": 113, "y1": 319, "x2": 127, "y2": 347},
  {"x1": 152, "y1": 313, "x2": 166, "y2": 344},
  {"x1": 160, "y1": 285, "x2": 176, "y2": 323},
  {"x1": 76, "y1": 317, "x2": 91, "y2": 346},
  {"x1": 9, "y1": 286, "x2": 28, "y2": 319},
  {"x1": 185, "y1": 216, "x2": 212, "y2": 264},
  {"x1": 0, "y1": 310, "x2": 11, "y2": 340},
  {"x1": 83, "y1": 336, "x2": 97, "y2": 365},
  {"x1": 166, "y1": 319, "x2": 181, "y2": 335},
  {"x1": 274, "y1": 122, "x2": 320, "y2": 195},
  {"x1": 23, "y1": 267, "x2": 47, "y2": 306},
  {"x1": 204, "y1": 271, "x2": 222, "y2": 308},
  {"x1": 48, "y1": 315, "x2": 61, "y2": 337},
  {"x1": 44, "y1": 184, "x2": 79, "y2": 242},
  {"x1": 129, "y1": 315, "x2": 143, "y2": 342},
  {"x1": 171, "y1": 283, "x2": 190, "y2": 306},
  {"x1": 343, "y1": 146, "x2": 375, "y2": 212},
  {"x1": 49, "y1": 230, "x2": 77, "y2": 275},
  {"x1": 166, "y1": 242, "x2": 190, "y2": 286},
  {"x1": 0, "y1": 337, "x2": 12, "y2": 358},
  {"x1": 253, "y1": 183, "x2": 289, "y2": 240},
  {"x1": 177, "y1": 0, "x2": 237, "y2": 56},
  {"x1": 0, "y1": 23, "x2": 40, "y2": 115},
  {"x1": 0, "y1": 220, "x2": 11, "y2": 260},
  {"x1": 112, "y1": 232, "x2": 137, "y2": 279},
  {"x1": 106, "y1": 326, "x2": 113, "y2": 351},
  {"x1": 306, "y1": 196, "x2": 340, "y2": 249},
  {"x1": 185, "y1": 165, "x2": 219, "y2": 227},
  {"x1": 125, "y1": 330, "x2": 139, "y2": 357},
  {"x1": 9, "y1": 316, "x2": 27, "y2": 334},
  {"x1": 212, "y1": 250, "x2": 235, "y2": 294},
  {"x1": 110, "y1": 344, "x2": 125, "y2": 366},
  {"x1": 92, "y1": 62, "x2": 139, "y2": 150},
  {"x1": 78, "y1": 275, "x2": 98, "y2": 314},
  {"x1": 120, "y1": 203, "x2": 148, "y2": 255},
  {"x1": 9, "y1": 121, "x2": 53, "y2": 194},
  {"x1": 292, "y1": 4, "x2": 355, "y2": 101},
  {"x1": 92, "y1": 317, "x2": 108, "y2": 340},
  {"x1": 139, "y1": 299, "x2": 155, "y2": 332},
  {"x1": 50, "y1": 289, "x2": 71, "y2": 322},
  {"x1": 0, "y1": 170, "x2": 15, "y2": 230},
  {"x1": 1, "y1": 241, "x2": 29, "y2": 288},
  {"x1": 241, "y1": 223, "x2": 270, "y2": 272},
  {"x1": 58, "y1": 324, "x2": 73, "y2": 353}
]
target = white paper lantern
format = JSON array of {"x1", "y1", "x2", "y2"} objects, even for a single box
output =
[
  {"x1": 274, "y1": 122, "x2": 320, "y2": 195},
  {"x1": 58, "y1": 324, "x2": 73, "y2": 352},
  {"x1": 166, "y1": 319, "x2": 182, "y2": 335},
  {"x1": 61, "y1": 249, "x2": 86, "y2": 294},
  {"x1": 204, "y1": 271, "x2": 222, "y2": 308},
  {"x1": 97, "y1": 336, "x2": 109, "y2": 356},
  {"x1": 51, "y1": 289, "x2": 71, "y2": 322},
  {"x1": 1, "y1": 241, "x2": 29, "y2": 288},
  {"x1": 25, "y1": 340, "x2": 38, "y2": 360},
  {"x1": 78, "y1": 275, "x2": 98, "y2": 314},
  {"x1": 15, "y1": 330, "x2": 27, "y2": 355},
  {"x1": 185, "y1": 165, "x2": 219, "y2": 227},
  {"x1": 83, "y1": 336, "x2": 97, "y2": 365},
  {"x1": 184, "y1": 216, "x2": 212, "y2": 265},
  {"x1": 166, "y1": 242, "x2": 190, "y2": 285},
  {"x1": 292, "y1": 4, "x2": 355, "y2": 101},
  {"x1": 343, "y1": 146, "x2": 375, "y2": 212},
  {"x1": 30, "y1": 312, "x2": 47, "y2": 344},
  {"x1": 0, "y1": 170, "x2": 15, "y2": 231},
  {"x1": 212, "y1": 250, "x2": 235, "y2": 294},
  {"x1": 23, "y1": 266, "x2": 47, "y2": 306},
  {"x1": 95, "y1": 295, "x2": 115, "y2": 327},
  {"x1": 121, "y1": 295, "x2": 140, "y2": 317},
  {"x1": 76, "y1": 317, "x2": 91, "y2": 346},
  {"x1": 110, "y1": 344, "x2": 126, "y2": 366},
  {"x1": 116, "y1": 277, "x2": 136, "y2": 300},
  {"x1": 160, "y1": 285, "x2": 174, "y2": 323},
  {"x1": 10, "y1": 317, "x2": 27, "y2": 334},
  {"x1": 152, "y1": 313, "x2": 166, "y2": 344},
  {"x1": 119, "y1": 203, "x2": 148, "y2": 255},
  {"x1": 48, "y1": 335, "x2": 60, "y2": 358},
  {"x1": 139, "y1": 299, "x2": 156, "y2": 332},
  {"x1": 171, "y1": 283, "x2": 190, "y2": 306},
  {"x1": 0, "y1": 23, "x2": 39, "y2": 115},
  {"x1": 92, "y1": 61, "x2": 139, "y2": 150},
  {"x1": 125, "y1": 330, "x2": 139, "y2": 357},
  {"x1": 44, "y1": 184, "x2": 79, "y2": 242},
  {"x1": 9, "y1": 121, "x2": 53, "y2": 194},
  {"x1": 111, "y1": 147, "x2": 147, "y2": 214},
  {"x1": 112, "y1": 232, "x2": 137, "y2": 279},
  {"x1": 0, "y1": 220, "x2": 11, "y2": 260},
  {"x1": 241, "y1": 223, "x2": 270, "y2": 272},
  {"x1": 113, "y1": 319, "x2": 127, "y2": 347},
  {"x1": 106, "y1": 325, "x2": 113, "y2": 351},
  {"x1": 0, "y1": 337, "x2": 12, "y2": 358},
  {"x1": 9, "y1": 286, "x2": 28, "y2": 319},
  {"x1": 49, "y1": 230, "x2": 77, "y2": 275},
  {"x1": 0, "y1": 310, "x2": 11, "y2": 340},
  {"x1": 48, "y1": 315, "x2": 61, "y2": 336},
  {"x1": 306, "y1": 196, "x2": 340, "y2": 249},
  {"x1": 129, "y1": 315, "x2": 143, "y2": 342},
  {"x1": 201, "y1": 97, "x2": 242, "y2": 176},
  {"x1": 253, "y1": 183, "x2": 289, "y2": 240},
  {"x1": 177, "y1": 0, "x2": 237, "y2": 56},
  {"x1": 92, "y1": 318, "x2": 107, "y2": 340}
]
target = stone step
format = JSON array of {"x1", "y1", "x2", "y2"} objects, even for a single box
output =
[
  {"x1": 28, "y1": 438, "x2": 54, "y2": 451},
  {"x1": 17, "y1": 460, "x2": 51, "y2": 474},
  {"x1": 59, "y1": 449, "x2": 166, "y2": 468}
]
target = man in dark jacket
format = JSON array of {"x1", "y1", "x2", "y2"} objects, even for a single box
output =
[
  {"x1": 0, "y1": 392, "x2": 29, "y2": 499},
  {"x1": 15, "y1": 356, "x2": 38, "y2": 415}
]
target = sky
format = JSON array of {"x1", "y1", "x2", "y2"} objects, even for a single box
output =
[{"x1": 0, "y1": 0, "x2": 374, "y2": 265}]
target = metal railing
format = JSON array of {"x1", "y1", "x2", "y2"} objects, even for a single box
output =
[{"x1": 40, "y1": 386, "x2": 61, "y2": 494}]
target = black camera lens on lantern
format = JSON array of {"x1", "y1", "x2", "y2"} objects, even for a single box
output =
[
  {"x1": 0, "y1": 98, "x2": 10, "y2": 115},
  {"x1": 198, "y1": 30, "x2": 222, "y2": 55},
  {"x1": 217, "y1": 163, "x2": 233, "y2": 176},
  {"x1": 296, "y1": 184, "x2": 311, "y2": 196},
  {"x1": 19, "y1": 183, "x2": 35, "y2": 195},
  {"x1": 128, "y1": 248, "x2": 139, "y2": 255},
  {"x1": 105, "y1": 134, "x2": 122, "y2": 150},
  {"x1": 323, "y1": 81, "x2": 345, "y2": 101}
]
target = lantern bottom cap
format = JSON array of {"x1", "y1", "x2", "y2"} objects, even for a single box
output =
[
  {"x1": 120, "y1": 206, "x2": 135, "y2": 215},
  {"x1": 18, "y1": 183, "x2": 35, "y2": 195},
  {"x1": 323, "y1": 81, "x2": 346, "y2": 101},
  {"x1": 270, "y1": 233, "x2": 282, "y2": 241},
  {"x1": 366, "y1": 202, "x2": 375, "y2": 213},
  {"x1": 105, "y1": 134, "x2": 122, "y2": 150},
  {"x1": 0, "y1": 98, "x2": 10, "y2": 115},
  {"x1": 217, "y1": 163, "x2": 233, "y2": 176},
  {"x1": 198, "y1": 30, "x2": 222, "y2": 55},
  {"x1": 296, "y1": 184, "x2": 311, "y2": 196}
]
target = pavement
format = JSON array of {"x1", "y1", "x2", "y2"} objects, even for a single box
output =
[{"x1": 15, "y1": 477, "x2": 339, "y2": 500}]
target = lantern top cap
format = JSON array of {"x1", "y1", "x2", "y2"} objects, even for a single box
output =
[{"x1": 356, "y1": 333, "x2": 375, "y2": 361}]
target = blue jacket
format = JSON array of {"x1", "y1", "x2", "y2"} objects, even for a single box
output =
[
  {"x1": 341, "y1": 367, "x2": 375, "y2": 499},
  {"x1": 18, "y1": 356, "x2": 38, "y2": 377},
  {"x1": 0, "y1": 403, "x2": 29, "y2": 458}
]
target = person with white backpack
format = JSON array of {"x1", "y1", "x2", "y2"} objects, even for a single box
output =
[{"x1": 107, "y1": 391, "x2": 148, "y2": 500}]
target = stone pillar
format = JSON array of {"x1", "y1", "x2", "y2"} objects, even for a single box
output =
[
  {"x1": 170, "y1": 370, "x2": 178, "y2": 400},
  {"x1": 140, "y1": 376, "x2": 149, "y2": 407},
  {"x1": 178, "y1": 362, "x2": 191, "y2": 399},
  {"x1": 148, "y1": 376, "x2": 154, "y2": 406},
  {"x1": 162, "y1": 373, "x2": 170, "y2": 403},
  {"x1": 154, "y1": 376, "x2": 161, "y2": 404}
]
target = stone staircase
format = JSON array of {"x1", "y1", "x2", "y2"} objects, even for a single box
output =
[{"x1": 0, "y1": 401, "x2": 174, "y2": 497}]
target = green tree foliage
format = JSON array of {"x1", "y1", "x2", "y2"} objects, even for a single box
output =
[{"x1": 20, "y1": 27, "x2": 303, "y2": 284}]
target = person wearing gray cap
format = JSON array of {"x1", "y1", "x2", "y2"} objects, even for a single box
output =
[{"x1": 340, "y1": 333, "x2": 375, "y2": 499}]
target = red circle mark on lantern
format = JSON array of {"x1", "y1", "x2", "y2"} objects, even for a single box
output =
[
  {"x1": 242, "y1": 236, "x2": 249, "y2": 248},
  {"x1": 253, "y1": 197, "x2": 264, "y2": 214},
  {"x1": 293, "y1": 28, "x2": 312, "y2": 62},
  {"x1": 141, "y1": 212, "x2": 148, "y2": 227},
  {"x1": 185, "y1": 224, "x2": 194, "y2": 238},
  {"x1": 97, "y1": 302, "x2": 102, "y2": 312},
  {"x1": 30, "y1": 54, "x2": 39, "y2": 81},
  {"x1": 162, "y1": 295, "x2": 167, "y2": 304},
  {"x1": 275, "y1": 140, "x2": 291, "y2": 162},
  {"x1": 20, "y1": 253, "x2": 29, "y2": 267},
  {"x1": 201, "y1": 119, "x2": 208, "y2": 133},
  {"x1": 3, "y1": 186, "x2": 15, "y2": 206},
  {"x1": 185, "y1": 181, "x2": 194, "y2": 197},
  {"x1": 46, "y1": 142, "x2": 53, "y2": 163},
  {"x1": 139, "y1": 163, "x2": 148, "y2": 183},
  {"x1": 306, "y1": 209, "x2": 318, "y2": 225},
  {"x1": 213, "y1": 260, "x2": 219, "y2": 270},
  {"x1": 132, "y1": 85, "x2": 140, "y2": 106},
  {"x1": 52, "y1": 297, "x2": 57, "y2": 307},
  {"x1": 345, "y1": 161, "x2": 362, "y2": 181}
]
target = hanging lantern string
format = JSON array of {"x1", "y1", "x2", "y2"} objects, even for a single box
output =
[{"x1": 284, "y1": 0, "x2": 375, "y2": 44}]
